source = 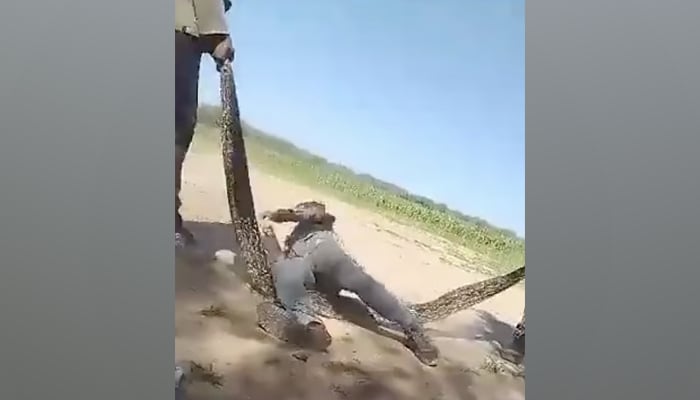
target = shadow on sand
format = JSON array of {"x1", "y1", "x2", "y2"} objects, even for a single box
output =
[
  {"x1": 182, "y1": 345, "x2": 492, "y2": 400},
  {"x1": 176, "y1": 220, "x2": 525, "y2": 400}
]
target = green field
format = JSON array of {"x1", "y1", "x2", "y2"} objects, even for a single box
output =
[{"x1": 195, "y1": 105, "x2": 524, "y2": 272}]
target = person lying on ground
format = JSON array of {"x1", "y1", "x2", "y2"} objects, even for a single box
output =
[{"x1": 258, "y1": 201, "x2": 440, "y2": 366}]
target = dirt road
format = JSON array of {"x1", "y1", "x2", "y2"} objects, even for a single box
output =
[{"x1": 175, "y1": 146, "x2": 525, "y2": 400}]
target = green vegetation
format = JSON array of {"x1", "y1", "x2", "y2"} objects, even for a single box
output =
[{"x1": 196, "y1": 104, "x2": 524, "y2": 270}]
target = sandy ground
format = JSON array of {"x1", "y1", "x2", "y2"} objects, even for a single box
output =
[{"x1": 175, "y1": 146, "x2": 525, "y2": 400}]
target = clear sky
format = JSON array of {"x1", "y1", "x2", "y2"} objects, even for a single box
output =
[{"x1": 198, "y1": 0, "x2": 525, "y2": 236}]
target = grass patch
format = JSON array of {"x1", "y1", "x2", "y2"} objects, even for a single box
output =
[{"x1": 194, "y1": 106, "x2": 524, "y2": 272}]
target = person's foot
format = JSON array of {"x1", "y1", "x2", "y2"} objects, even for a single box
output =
[
  {"x1": 303, "y1": 320, "x2": 332, "y2": 351},
  {"x1": 509, "y1": 332, "x2": 525, "y2": 363},
  {"x1": 510, "y1": 317, "x2": 525, "y2": 360},
  {"x1": 175, "y1": 229, "x2": 213, "y2": 262},
  {"x1": 404, "y1": 326, "x2": 439, "y2": 367},
  {"x1": 256, "y1": 301, "x2": 332, "y2": 351},
  {"x1": 175, "y1": 228, "x2": 196, "y2": 248}
]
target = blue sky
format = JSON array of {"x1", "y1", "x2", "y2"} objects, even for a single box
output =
[{"x1": 198, "y1": 0, "x2": 525, "y2": 236}]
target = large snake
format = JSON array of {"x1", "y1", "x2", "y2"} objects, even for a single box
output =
[
  {"x1": 217, "y1": 63, "x2": 524, "y2": 335},
  {"x1": 218, "y1": 62, "x2": 275, "y2": 299}
]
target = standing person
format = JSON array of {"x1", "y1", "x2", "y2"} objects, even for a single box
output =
[{"x1": 175, "y1": 0, "x2": 235, "y2": 253}]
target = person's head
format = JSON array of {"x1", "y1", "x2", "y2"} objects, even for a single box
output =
[
  {"x1": 294, "y1": 200, "x2": 335, "y2": 226},
  {"x1": 294, "y1": 200, "x2": 326, "y2": 217}
]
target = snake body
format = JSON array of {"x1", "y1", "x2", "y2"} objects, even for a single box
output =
[{"x1": 218, "y1": 64, "x2": 524, "y2": 336}]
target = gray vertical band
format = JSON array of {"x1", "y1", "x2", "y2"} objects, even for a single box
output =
[
  {"x1": 528, "y1": 0, "x2": 700, "y2": 399},
  {"x1": 0, "y1": 0, "x2": 173, "y2": 398}
]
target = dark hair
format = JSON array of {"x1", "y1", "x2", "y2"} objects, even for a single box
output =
[
  {"x1": 294, "y1": 200, "x2": 325, "y2": 207},
  {"x1": 223, "y1": 0, "x2": 232, "y2": 12},
  {"x1": 294, "y1": 201, "x2": 330, "y2": 223}
]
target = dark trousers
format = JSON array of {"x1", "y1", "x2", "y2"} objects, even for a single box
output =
[
  {"x1": 175, "y1": 31, "x2": 203, "y2": 231},
  {"x1": 271, "y1": 235, "x2": 419, "y2": 330}
]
